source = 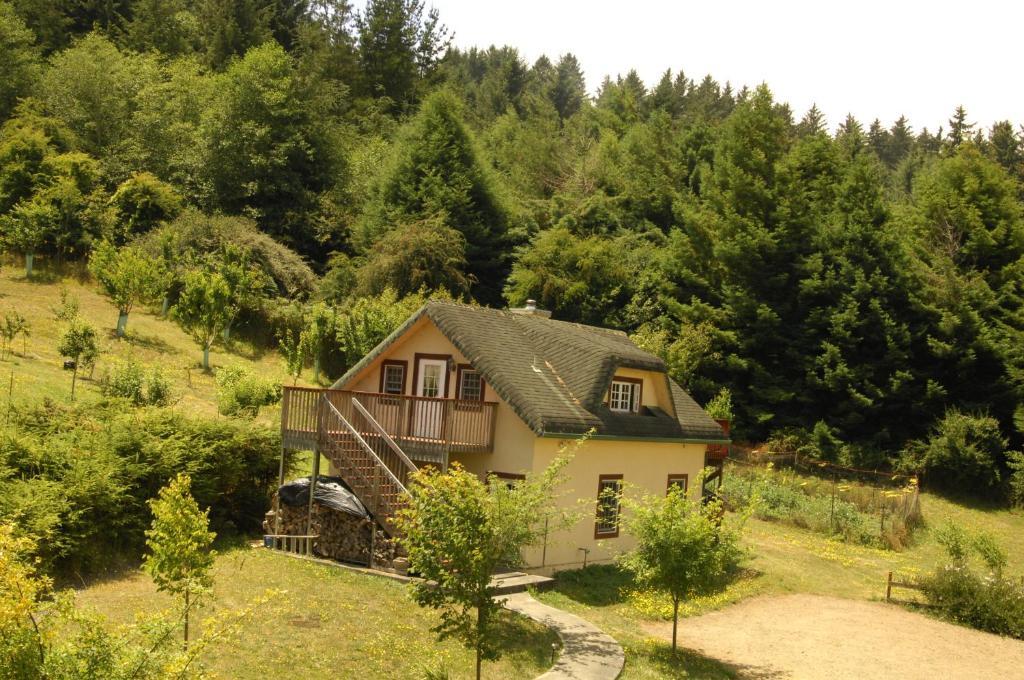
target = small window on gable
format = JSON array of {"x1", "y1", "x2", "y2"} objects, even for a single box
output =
[
  {"x1": 457, "y1": 366, "x2": 483, "y2": 401},
  {"x1": 595, "y1": 474, "x2": 623, "y2": 538},
  {"x1": 608, "y1": 377, "x2": 642, "y2": 413},
  {"x1": 380, "y1": 361, "x2": 406, "y2": 395},
  {"x1": 667, "y1": 474, "x2": 688, "y2": 496}
]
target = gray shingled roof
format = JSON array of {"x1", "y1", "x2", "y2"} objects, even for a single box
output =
[{"x1": 334, "y1": 301, "x2": 729, "y2": 442}]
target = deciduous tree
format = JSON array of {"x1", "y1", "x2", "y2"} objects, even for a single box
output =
[
  {"x1": 619, "y1": 482, "x2": 744, "y2": 654},
  {"x1": 89, "y1": 241, "x2": 167, "y2": 337},
  {"x1": 143, "y1": 473, "x2": 216, "y2": 646}
]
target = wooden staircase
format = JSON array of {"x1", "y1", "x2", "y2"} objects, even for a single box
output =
[{"x1": 317, "y1": 396, "x2": 418, "y2": 537}]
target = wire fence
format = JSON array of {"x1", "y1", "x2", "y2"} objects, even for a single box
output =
[{"x1": 721, "y1": 452, "x2": 922, "y2": 550}]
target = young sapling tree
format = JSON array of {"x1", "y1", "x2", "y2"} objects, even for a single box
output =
[
  {"x1": 619, "y1": 477, "x2": 745, "y2": 655},
  {"x1": 143, "y1": 473, "x2": 217, "y2": 646},
  {"x1": 57, "y1": 319, "x2": 99, "y2": 399},
  {"x1": 299, "y1": 302, "x2": 336, "y2": 384},
  {"x1": 89, "y1": 241, "x2": 167, "y2": 337},
  {"x1": 397, "y1": 452, "x2": 576, "y2": 680},
  {"x1": 173, "y1": 268, "x2": 232, "y2": 371}
]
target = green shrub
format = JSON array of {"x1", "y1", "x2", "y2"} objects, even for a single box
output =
[
  {"x1": 919, "y1": 529, "x2": 1024, "y2": 639},
  {"x1": 216, "y1": 366, "x2": 282, "y2": 417},
  {"x1": 704, "y1": 388, "x2": 733, "y2": 421},
  {"x1": 1008, "y1": 451, "x2": 1024, "y2": 507},
  {"x1": 0, "y1": 400, "x2": 283, "y2": 572},
  {"x1": 100, "y1": 359, "x2": 174, "y2": 406},
  {"x1": 900, "y1": 410, "x2": 1008, "y2": 493}
]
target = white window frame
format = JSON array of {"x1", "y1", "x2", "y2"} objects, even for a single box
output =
[{"x1": 609, "y1": 379, "x2": 641, "y2": 413}]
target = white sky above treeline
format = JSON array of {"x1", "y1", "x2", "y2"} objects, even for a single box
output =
[{"x1": 419, "y1": 0, "x2": 1022, "y2": 134}]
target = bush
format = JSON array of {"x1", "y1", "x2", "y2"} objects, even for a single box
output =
[
  {"x1": 919, "y1": 526, "x2": 1024, "y2": 639},
  {"x1": 919, "y1": 566, "x2": 1024, "y2": 639},
  {"x1": 0, "y1": 400, "x2": 283, "y2": 572},
  {"x1": 704, "y1": 388, "x2": 733, "y2": 421},
  {"x1": 900, "y1": 410, "x2": 1010, "y2": 494},
  {"x1": 216, "y1": 366, "x2": 282, "y2": 417},
  {"x1": 101, "y1": 359, "x2": 174, "y2": 406},
  {"x1": 1008, "y1": 451, "x2": 1024, "y2": 507}
]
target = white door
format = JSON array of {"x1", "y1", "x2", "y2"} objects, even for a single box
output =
[{"x1": 413, "y1": 358, "x2": 447, "y2": 439}]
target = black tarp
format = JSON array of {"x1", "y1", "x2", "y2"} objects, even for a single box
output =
[{"x1": 278, "y1": 476, "x2": 370, "y2": 519}]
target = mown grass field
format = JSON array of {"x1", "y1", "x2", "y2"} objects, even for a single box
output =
[
  {"x1": 75, "y1": 546, "x2": 558, "y2": 679},
  {"x1": 0, "y1": 262, "x2": 291, "y2": 421}
]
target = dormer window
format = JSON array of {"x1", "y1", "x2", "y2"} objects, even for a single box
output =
[{"x1": 608, "y1": 377, "x2": 642, "y2": 413}]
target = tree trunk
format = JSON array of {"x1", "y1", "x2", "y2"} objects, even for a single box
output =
[
  {"x1": 672, "y1": 597, "x2": 679, "y2": 654},
  {"x1": 116, "y1": 311, "x2": 129, "y2": 338},
  {"x1": 184, "y1": 588, "x2": 190, "y2": 648},
  {"x1": 24, "y1": 253, "x2": 33, "y2": 278},
  {"x1": 202, "y1": 344, "x2": 211, "y2": 371},
  {"x1": 476, "y1": 606, "x2": 484, "y2": 680},
  {"x1": 223, "y1": 321, "x2": 232, "y2": 344},
  {"x1": 313, "y1": 356, "x2": 321, "y2": 384},
  {"x1": 70, "y1": 365, "x2": 78, "y2": 401},
  {"x1": 161, "y1": 296, "x2": 170, "y2": 318}
]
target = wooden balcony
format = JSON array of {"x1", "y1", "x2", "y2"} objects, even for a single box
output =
[{"x1": 281, "y1": 387, "x2": 498, "y2": 462}]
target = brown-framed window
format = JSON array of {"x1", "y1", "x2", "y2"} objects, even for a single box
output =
[
  {"x1": 667, "y1": 474, "x2": 688, "y2": 496},
  {"x1": 608, "y1": 376, "x2": 643, "y2": 413},
  {"x1": 457, "y1": 364, "x2": 484, "y2": 401},
  {"x1": 595, "y1": 474, "x2": 623, "y2": 538},
  {"x1": 379, "y1": 360, "x2": 407, "y2": 395},
  {"x1": 488, "y1": 471, "x2": 525, "y2": 491}
]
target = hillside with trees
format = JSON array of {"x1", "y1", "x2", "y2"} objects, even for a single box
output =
[{"x1": 2, "y1": 0, "x2": 1024, "y2": 500}]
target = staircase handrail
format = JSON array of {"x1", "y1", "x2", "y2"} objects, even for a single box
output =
[
  {"x1": 351, "y1": 397, "x2": 418, "y2": 477},
  {"x1": 320, "y1": 396, "x2": 408, "y2": 494}
]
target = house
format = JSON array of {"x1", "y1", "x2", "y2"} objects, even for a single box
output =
[{"x1": 279, "y1": 300, "x2": 730, "y2": 572}]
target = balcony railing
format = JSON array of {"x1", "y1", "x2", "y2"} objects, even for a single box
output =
[{"x1": 281, "y1": 387, "x2": 498, "y2": 462}]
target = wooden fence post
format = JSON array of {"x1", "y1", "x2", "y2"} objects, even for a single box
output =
[{"x1": 886, "y1": 571, "x2": 893, "y2": 602}]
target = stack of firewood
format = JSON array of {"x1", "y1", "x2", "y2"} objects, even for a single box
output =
[{"x1": 264, "y1": 496, "x2": 400, "y2": 569}]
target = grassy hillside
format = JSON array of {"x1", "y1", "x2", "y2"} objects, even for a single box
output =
[{"x1": 0, "y1": 262, "x2": 291, "y2": 421}]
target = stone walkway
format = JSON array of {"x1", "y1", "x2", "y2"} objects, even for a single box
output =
[{"x1": 503, "y1": 592, "x2": 624, "y2": 680}]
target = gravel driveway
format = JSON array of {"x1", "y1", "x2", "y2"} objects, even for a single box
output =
[{"x1": 644, "y1": 593, "x2": 1024, "y2": 679}]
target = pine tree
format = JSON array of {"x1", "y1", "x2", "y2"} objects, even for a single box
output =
[
  {"x1": 886, "y1": 115, "x2": 914, "y2": 167},
  {"x1": 550, "y1": 53, "x2": 586, "y2": 120},
  {"x1": 0, "y1": 3, "x2": 40, "y2": 121},
  {"x1": 947, "y1": 105, "x2": 974, "y2": 150},
  {"x1": 356, "y1": 0, "x2": 449, "y2": 110},
  {"x1": 359, "y1": 90, "x2": 514, "y2": 304},
  {"x1": 796, "y1": 104, "x2": 826, "y2": 137},
  {"x1": 988, "y1": 121, "x2": 1022, "y2": 181}
]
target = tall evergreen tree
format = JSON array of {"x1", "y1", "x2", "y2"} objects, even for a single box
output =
[
  {"x1": 0, "y1": 1, "x2": 40, "y2": 122},
  {"x1": 356, "y1": 0, "x2": 449, "y2": 111},
  {"x1": 359, "y1": 90, "x2": 514, "y2": 304},
  {"x1": 550, "y1": 53, "x2": 586, "y2": 120},
  {"x1": 946, "y1": 105, "x2": 974, "y2": 150}
]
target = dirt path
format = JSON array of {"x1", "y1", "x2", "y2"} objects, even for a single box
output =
[{"x1": 644, "y1": 593, "x2": 1024, "y2": 679}]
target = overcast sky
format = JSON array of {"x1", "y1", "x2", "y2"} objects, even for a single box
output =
[{"x1": 421, "y1": 0, "x2": 1021, "y2": 134}]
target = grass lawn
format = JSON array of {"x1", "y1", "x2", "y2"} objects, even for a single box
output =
[
  {"x1": 535, "y1": 486, "x2": 1024, "y2": 678},
  {"x1": 0, "y1": 262, "x2": 295, "y2": 422},
  {"x1": 75, "y1": 545, "x2": 558, "y2": 680}
]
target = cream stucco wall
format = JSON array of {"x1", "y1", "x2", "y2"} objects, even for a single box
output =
[
  {"x1": 340, "y1": 318, "x2": 537, "y2": 476},
  {"x1": 524, "y1": 436, "x2": 707, "y2": 573}
]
